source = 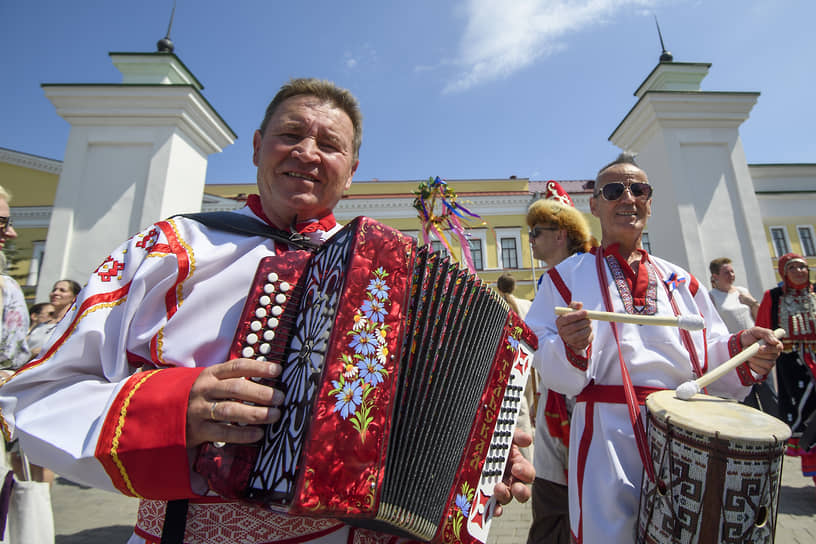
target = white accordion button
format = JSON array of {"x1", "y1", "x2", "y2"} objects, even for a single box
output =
[
  {"x1": 263, "y1": 330, "x2": 275, "y2": 341},
  {"x1": 275, "y1": 293, "x2": 287, "y2": 304},
  {"x1": 256, "y1": 356, "x2": 267, "y2": 362},
  {"x1": 279, "y1": 281, "x2": 290, "y2": 292},
  {"x1": 263, "y1": 283, "x2": 275, "y2": 294},
  {"x1": 246, "y1": 333, "x2": 258, "y2": 345},
  {"x1": 242, "y1": 347, "x2": 254, "y2": 358},
  {"x1": 267, "y1": 272, "x2": 279, "y2": 283},
  {"x1": 259, "y1": 295, "x2": 271, "y2": 306},
  {"x1": 259, "y1": 343, "x2": 271, "y2": 355},
  {"x1": 271, "y1": 306, "x2": 283, "y2": 317},
  {"x1": 250, "y1": 320, "x2": 262, "y2": 332},
  {"x1": 267, "y1": 317, "x2": 279, "y2": 328},
  {"x1": 255, "y1": 307, "x2": 267, "y2": 318}
]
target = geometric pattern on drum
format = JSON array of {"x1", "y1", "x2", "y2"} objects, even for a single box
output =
[
  {"x1": 637, "y1": 411, "x2": 786, "y2": 544},
  {"x1": 247, "y1": 224, "x2": 356, "y2": 502}
]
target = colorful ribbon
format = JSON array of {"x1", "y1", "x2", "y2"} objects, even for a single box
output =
[{"x1": 413, "y1": 176, "x2": 483, "y2": 273}]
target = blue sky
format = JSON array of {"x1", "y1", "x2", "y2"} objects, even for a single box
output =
[{"x1": 1, "y1": 0, "x2": 814, "y2": 185}]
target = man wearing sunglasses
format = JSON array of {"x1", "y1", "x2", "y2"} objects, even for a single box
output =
[{"x1": 526, "y1": 153, "x2": 782, "y2": 543}]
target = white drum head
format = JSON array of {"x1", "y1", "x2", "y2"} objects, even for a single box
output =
[{"x1": 645, "y1": 390, "x2": 791, "y2": 443}]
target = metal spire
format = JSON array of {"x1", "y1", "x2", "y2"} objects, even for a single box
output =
[
  {"x1": 157, "y1": 0, "x2": 176, "y2": 53},
  {"x1": 654, "y1": 16, "x2": 673, "y2": 62}
]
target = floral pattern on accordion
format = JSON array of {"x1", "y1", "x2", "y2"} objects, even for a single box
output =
[
  {"x1": 452, "y1": 482, "x2": 475, "y2": 540},
  {"x1": 328, "y1": 266, "x2": 391, "y2": 442}
]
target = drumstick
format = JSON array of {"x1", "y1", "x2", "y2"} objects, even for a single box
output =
[
  {"x1": 553, "y1": 306, "x2": 705, "y2": 331},
  {"x1": 675, "y1": 328, "x2": 786, "y2": 400}
]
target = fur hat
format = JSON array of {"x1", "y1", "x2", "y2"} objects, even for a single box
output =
[{"x1": 527, "y1": 181, "x2": 593, "y2": 254}]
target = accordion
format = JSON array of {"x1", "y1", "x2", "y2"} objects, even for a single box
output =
[{"x1": 195, "y1": 216, "x2": 537, "y2": 543}]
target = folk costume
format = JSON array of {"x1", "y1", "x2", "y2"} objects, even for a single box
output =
[
  {"x1": 0, "y1": 196, "x2": 422, "y2": 544},
  {"x1": 526, "y1": 181, "x2": 592, "y2": 544},
  {"x1": 526, "y1": 246, "x2": 759, "y2": 544},
  {"x1": 755, "y1": 253, "x2": 816, "y2": 481}
]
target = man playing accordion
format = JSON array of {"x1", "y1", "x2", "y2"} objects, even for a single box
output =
[{"x1": 0, "y1": 78, "x2": 534, "y2": 544}]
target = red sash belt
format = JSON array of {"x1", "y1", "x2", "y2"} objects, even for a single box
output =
[{"x1": 576, "y1": 384, "x2": 665, "y2": 405}]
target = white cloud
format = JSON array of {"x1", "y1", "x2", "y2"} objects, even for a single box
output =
[{"x1": 444, "y1": 0, "x2": 660, "y2": 93}]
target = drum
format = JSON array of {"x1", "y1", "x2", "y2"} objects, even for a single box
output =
[{"x1": 637, "y1": 390, "x2": 791, "y2": 544}]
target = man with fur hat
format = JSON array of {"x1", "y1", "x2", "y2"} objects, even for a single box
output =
[
  {"x1": 525, "y1": 181, "x2": 594, "y2": 544},
  {"x1": 756, "y1": 253, "x2": 816, "y2": 486},
  {"x1": 526, "y1": 154, "x2": 782, "y2": 543}
]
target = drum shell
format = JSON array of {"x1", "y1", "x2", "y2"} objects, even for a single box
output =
[{"x1": 637, "y1": 390, "x2": 791, "y2": 544}]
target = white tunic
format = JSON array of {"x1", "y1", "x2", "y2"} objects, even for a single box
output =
[
  {"x1": 526, "y1": 250, "x2": 753, "y2": 544},
  {"x1": 0, "y1": 205, "x2": 418, "y2": 544}
]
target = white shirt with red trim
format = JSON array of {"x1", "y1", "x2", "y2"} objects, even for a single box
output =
[
  {"x1": 0, "y1": 205, "x2": 418, "y2": 544},
  {"x1": 526, "y1": 250, "x2": 753, "y2": 544}
]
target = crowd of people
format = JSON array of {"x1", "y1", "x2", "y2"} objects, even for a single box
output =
[{"x1": 0, "y1": 78, "x2": 812, "y2": 544}]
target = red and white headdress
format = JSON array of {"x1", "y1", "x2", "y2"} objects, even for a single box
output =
[{"x1": 543, "y1": 180, "x2": 574, "y2": 207}]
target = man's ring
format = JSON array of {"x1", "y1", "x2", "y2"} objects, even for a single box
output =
[{"x1": 209, "y1": 400, "x2": 218, "y2": 421}]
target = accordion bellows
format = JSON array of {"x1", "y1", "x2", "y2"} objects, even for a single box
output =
[{"x1": 195, "y1": 217, "x2": 537, "y2": 543}]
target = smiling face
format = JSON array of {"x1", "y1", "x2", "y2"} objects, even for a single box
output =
[
  {"x1": 712, "y1": 263, "x2": 736, "y2": 290},
  {"x1": 252, "y1": 94, "x2": 359, "y2": 228},
  {"x1": 785, "y1": 260, "x2": 811, "y2": 287},
  {"x1": 590, "y1": 163, "x2": 652, "y2": 249},
  {"x1": 49, "y1": 281, "x2": 77, "y2": 311}
]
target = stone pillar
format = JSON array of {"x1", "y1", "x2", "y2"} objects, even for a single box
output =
[
  {"x1": 609, "y1": 61, "x2": 775, "y2": 298},
  {"x1": 36, "y1": 52, "x2": 236, "y2": 300}
]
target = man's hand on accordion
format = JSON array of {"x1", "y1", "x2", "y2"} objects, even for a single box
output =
[
  {"x1": 492, "y1": 429, "x2": 535, "y2": 516},
  {"x1": 186, "y1": 358, "x2": 286, "y2": 447}
]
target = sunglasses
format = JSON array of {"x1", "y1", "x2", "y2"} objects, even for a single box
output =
[
  {"x1": 0, "y1": 216, "x2": 12, "y2": 231},
  {"x1": 595, "y1": 182, "x2": 653, "y2": 201},
  {"x1": 528, "y1": 226, "x2": 558, "y2": 239}
]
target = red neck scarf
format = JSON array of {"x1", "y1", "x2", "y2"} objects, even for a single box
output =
[{"x1": 246, "y1": 194, "x2": 337, "y2": 234}]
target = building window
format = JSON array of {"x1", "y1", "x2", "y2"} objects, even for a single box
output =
[
  {"x1": 797, "y1": 226, "x2": 816, "y2": 257},
  {"x1": 769, "y1": 226, "x2": 790, "y2": 258},
  {"x1": 641, "y1": 232, "x2": 651, "y2": 254},
  {"x1": 500, "y1": 238, "x2": 519, "y2": 269},
  {"x1": 430, "y1": 240, "x2": 447, "y2": 256},
  {"x1": 495, "y1": 228, "x2": 522, "y2": 269},
  {"x1": 468, "y1": 238, "x2": 484, "y2": 270}
]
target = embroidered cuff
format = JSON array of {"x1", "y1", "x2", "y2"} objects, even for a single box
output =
[
  {"x1": 736, "y1": 361, "x2": 764, "y2": 386},
  {"x1": 96, "y1": 367, "x2": 204, "y2": 499},
  {"x1": 563, "y1": 341, "x2": 590, "y2": 371},
  {"x1": 727, "y1": 332, "x2": 743, "y2": 358},
  {"x1": 731, "y1": 331, "x2": 765, "y2": 386}
]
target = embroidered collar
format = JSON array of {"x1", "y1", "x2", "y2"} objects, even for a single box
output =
[
  {"x1": 602, "y1": 243, "x2": 658, "y2": 315},
  {"x1": 246, "y1": 194, "x2": 337, "y2": 234}
]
